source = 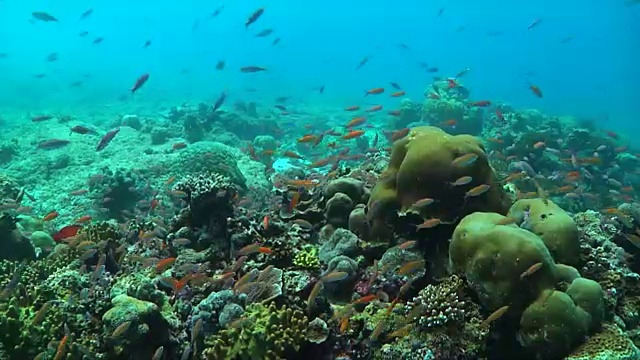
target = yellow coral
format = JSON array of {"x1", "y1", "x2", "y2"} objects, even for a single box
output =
[
  {"x1": 293, "y1": 246, "x2": 320, "y2": 270},
  {"x1": 203, "y1": 303, "x2": 308, "y2": 360}
]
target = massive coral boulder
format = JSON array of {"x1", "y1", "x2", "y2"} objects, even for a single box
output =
[
  {"x1": 449, "y1": 211, "x2": 604, "y2": 359},
  {"x1": 367, "y1": 126, "x2": 510, "y2": 242},
  {"x1": 508, "y1": 199, "x2": 581, "y2": 266}
]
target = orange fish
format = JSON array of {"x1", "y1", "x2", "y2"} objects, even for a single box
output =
[
  {"x1": 165, "y1": 176, "x2": 176, "y2": 186},
  {"x1": 321, "y1": 271, "x2": 349, "y2": 282},
  {"x1": 309, "y1": 157, "x2": 332, "y2": 168},
  {"x1": 465, "y1": 184, "x2": 490, "y2": 198},
  {"x1": 289, "y1": 191, "x2": 300, "y2": 212},
  {"x1": 529, "y1": 84, "x2": 543, "y2": 98},
  {"x1": 283, "y1": 151, "x2": 303, "y2": 159},
  {"x1": 481, "y1": 305, "x2": 509, "y2": 327},
  {"x1": 259, "y1": 246, "x2": 272, "y2": 254},
  {"x1": 307, "y1": 281, "x2": 324, "y2": 314},
  {"x1": 352, "y1": 294, "x2": 377, "y2": 304},
  {"x1": 261, "y1": 149, "x2": 275, "y2": 156},
  {"x1": 365, "y1": 87, "x2": 384, "y2": 96},
  {"x1": 346, "y1": 116, "x2": 367, "y2": 128},
  {"x1": 440, "y1": 119, "x2": 457, "y2": 127},
  {"x1": 297, "y1": 135, "x2": 317, "y2": 143},
  {"x1": 533, "y1": 141, "x2": 545, "y2": 149},
  {"x1": 344, "y1": 106, "x2": 360, "y2": 111},
  {"x1": 520, "y1": 262, "x2": 543, "y2": 279},
  {"x1": 390, "y1": 91, "x2": 405, "y2": 97},
  {"x1": 342, "y1": 130, "x2": 365, "y2": 140},
  {"x1": 75, "y1": 215, "x2": 92, "y2": 223},
  {"x1": 53, "y1": 334, "x2": 69, "y2": 360},
  {"x1": 339, "y1": 315, "x2": 350, "y2": 333},
  {"x1": 398, "y1": 240, "x2": 417, "y2": 250},
  {"x1": 43, "y1": 211, "x2": 59, "y2": 221},
  {"x1": 417, "y1": 218, "x2": 441, "y2": 230},
  {"x1": 451, "y1": 153, "x2": 478, "y2": 167},
  {"x1": 397, "y1": 260, "x2": 425, "y2": 275},
  {"x1": 391, "y1": 128, "x2": 410, "y2": 141},
  {"x1": 365, "y1": 105, "x2": 383, "y2": 112},
  {"x1": 286, "y1": 179, "x2": 319, "y2": 188},
  {"x1": 238, "y1": 243, "x2": 261, "y2": 256},
  {"x1": 262, "y1": 215, "x2": 269, "y2": 230},
  {"x1": 155, "y1": 257, "x2": 177, "y2": 273}
]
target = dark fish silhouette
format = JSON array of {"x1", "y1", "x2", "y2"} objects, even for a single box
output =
[
  {"x1": 319, "y1": 85, "x2": 325, "y2": 94},
  {"x1": 240, "y1": 66, "x2": 266, "y2": 73},
  {"x1": 437, "y1": 8, "x2": 444, "y2": 17},
  {"x1": 389, "y1": 82, "x2": 401, "y2": 90},
  {"x1": 560, "y1": 35, "x2": 575, "y2": 44},
  {"x1": 70, "y1": 125, "x2": 97, "y2": 135},
  {"x1": 80, "y1": 9, "x2": 93, "y2": 20},
  {"x1": 32, "y1": 115, "x2": 53, "y2": 122},
  {"x1": 131, "y1": 73, "x2": 150, "y2": 93},
  {"x1": 255, "y1": 29, "x2": 273, "y2": 37},
  {"x1": 45, "y1": 53, "x2": 58, "y2": 62},
  {"x1": 38, "y1": 139, "x2": 71, "y2": 150},
  {"x1": 211, "y1": 6, "x2": 224, "y2": 17},
  {"x1": 79, "y1": 31, "x2": 89, "y2": 37},
  {"x1": 245, "y1": 8, "x2": 264, "y2": 28},
  {"x1": 92, "y1": 37, "x2": 104, "y2": 44},
  {"x1": 356, "y1": 56, "x2": 370, "y2": 71},
  {"x1": 272, "y1": 37, "x2": 280, "y2": 45},
  {"x1": 212, "y1": 92, "x2": 226, "y2": 112},
  {"x1": 96, "y1": 128, "x2": 120, "y2": 151},
  {"x1": 216, "y1": 60, "x2": 225, "y2": 70},
  {"x1": 32, "y1": 12, "x2": 58, "y2": 22},
  {"x1": 143, "y1": 40, "x2": 152, "y2": 48},
  {"x1": 0, "y1": 53, "x2": 8, "y2": 58}
]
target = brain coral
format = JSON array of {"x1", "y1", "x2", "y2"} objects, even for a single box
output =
[
  {"x1": 367, "y1": 126, "x2": 510, "y2": 242},
  {"x1": 449, "y1": 211, "x2": 604, "y2": 359}
]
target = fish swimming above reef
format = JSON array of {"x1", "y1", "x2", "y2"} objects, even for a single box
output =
[
  {"x1": 131, "y1": 73, "x2": 150, "y2": 93},
  {"x1": 32, "y1": 12, "x2": 58, "y2": 22},
  {"x1": 37, "y1": 139, "x2": 70, "y2": 150},
  {"x1": 96, "y1": 128, "x2": 120, "y2": 151}
]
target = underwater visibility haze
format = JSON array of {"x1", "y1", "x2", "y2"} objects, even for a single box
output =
[{"x1": 0, "y1": 0, "x2": 640, "y2": 359}]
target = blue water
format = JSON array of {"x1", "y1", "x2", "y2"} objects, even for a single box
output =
[{"x1": 1, "y1": 0, "x2": 639, "y2": 132}]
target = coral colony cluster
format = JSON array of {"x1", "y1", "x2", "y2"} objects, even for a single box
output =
[{"x1": 1, "y1": 79, "x2": 640, "y2": 360}]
